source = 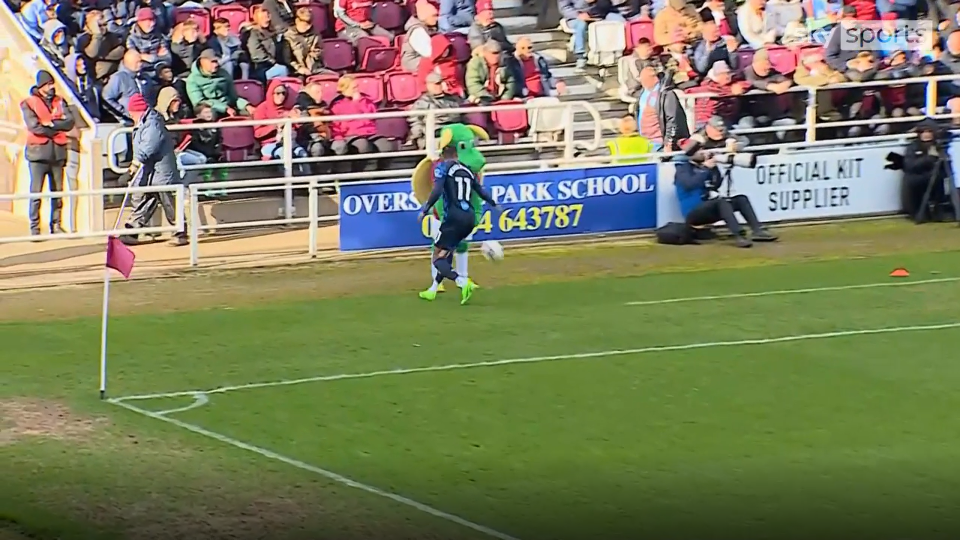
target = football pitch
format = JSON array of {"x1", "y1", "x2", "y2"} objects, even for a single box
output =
[{"x1": 5, "y1": 224, "x2": 960, "y2": 540}]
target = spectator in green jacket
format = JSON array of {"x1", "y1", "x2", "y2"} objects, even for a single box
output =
[
  {"x1": 185, "y1": 49, "x2": 254, "y2": 116},
  {"x1": 465, "y1": 40, "x2": 517, "y2": 104}
]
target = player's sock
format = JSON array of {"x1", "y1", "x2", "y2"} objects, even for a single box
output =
[
  {"x1": 455, "y1": 275, "x2": 469, "y2": 288},
  {"x1": 434, "y1": 256, "x2": 459, "y2": 283},
  {"x1": 429, "y1": 263, "x2": 440, "y2": 292},
  {"x1": 454, "y1": 251, "x2": 468, "y2": 278}
]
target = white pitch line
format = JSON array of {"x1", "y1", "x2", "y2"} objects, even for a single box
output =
[
  {"x1": 625, "y1": 276, "x2": 960, "y2": 306},
  {"x1": 155, "y1": 393, "x2": 209, "y2": 416},
  {"x1": 115, "y1": 321, "x2": 960, "y2": 402},
  {"x1": 108, "y1": 398, "x2": 521, "y2": 540}
]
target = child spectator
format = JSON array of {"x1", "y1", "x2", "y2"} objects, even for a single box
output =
[
  {"x1": 737, "y1": 0, "x2": 775, "y2": 49},
  {"x1": 653, "y1": 0, "x2": 701, "y2": 46},
  {"x1": 294, "y1": 83, "x2": 333, "y2": 163},
  {"x1": 691, "y1": 19, "x2": 738, "y2": 77},
  {"x1": 170, "y1": 19, "x2": 206, "y2": 76},
  {"x1": 400, "y1": 1, "x2": 440, "y2": 72},
  {"x1": 39, "y1": 19, "x2": 69, "y2": 70},
  {"x1": 283, "y1": 7, "x2": 330, "y2": 77},
  {"x1": 210, "y1": 17, "x2": 248, "y2": 79},
  {"x1": 329, "y1": 75, "x2": 394, "y2": 172},
  {"x1": 185, "y1": 49, "x2": 255, "y2": 115},
  {"x1": 439, "y1": 0, "x2": 475, "y2": 32},
  {"x1": 409, "y1": 72, "x2": 465, "y2": 148},
  {"x1": 65, "y1": 53, "x2": 102, "y2": 120},
  {"x1": 76, "y1": 9, "x2": 126, "y2": 81},
  {"x1": 466, "y1": 40, "x2": 517, "y2": 103},
  {"x1": 261, "y1": 0, "x2": 297, "y2": 32},
  {"x1": 254, "y1": 80, "x2": 310, "y2": 173},
  {"x1": 418, "y1": 34, "x2": 465, "y2": 96},
  {"x1": 515, "y1": 36, "x2": 566, "y2": 97},
  {"x1": 126, "y1": 7, "x2": 172, "y2": 74},
  {"x1": 20, "y1": 0, "x2": 57, "y2": 41},
  {"x1": 187, "y1": 104, "x2": 227, "y2": 184},
  {"x1": 246, "y1": 8, "x2": 289, "y2": 80},
  {"x1": 335, "y1": 0, "x2": 394, "y2": 44},
  {"x1": 156, "y1": 63, "x2": 190, "y2": 108}
]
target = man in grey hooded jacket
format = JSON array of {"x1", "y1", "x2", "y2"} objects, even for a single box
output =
[{"x1": 120, "y1": 93, "x2": 187, "y2": 246}]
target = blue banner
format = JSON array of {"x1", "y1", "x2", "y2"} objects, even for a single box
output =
[{"x1": 338, "y1": 164, "x2": 659, "y2": 251}]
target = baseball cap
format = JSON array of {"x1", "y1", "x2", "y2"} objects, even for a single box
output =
[
  {"x1": 136, "y1": 7, "x2": 155, "y2": 21},
  {"x1": 199, "y1": 48, "x2": 218, "y2": 61},
  {"x1": 426, "y1": 72, "x2": 443, "y2": 84},
  {"x1": 476, "y1": 0, "x2": 493, "y2": 13},
  {"x1": 127, "y1": 93, "x2": 149, "y2": 114},
  {"x1": 706, "y1": 115, "x2": 727, "y2": 134}
]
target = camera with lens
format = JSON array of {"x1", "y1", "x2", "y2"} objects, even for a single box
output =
[
  {"x1": 714, "y1": 152, "x2": 758, "y2": 169},
  {"x1": 682, "y1": 135, "x2": 757, "y2": 169}
]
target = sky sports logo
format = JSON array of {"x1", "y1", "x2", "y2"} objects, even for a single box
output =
[{"x1": 825, "y1": 20, "x2": 935, "y2": 52}]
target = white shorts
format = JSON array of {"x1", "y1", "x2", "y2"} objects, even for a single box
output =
[{"x1": 429, "y1": 216, "x2": 473, "y2": 244}]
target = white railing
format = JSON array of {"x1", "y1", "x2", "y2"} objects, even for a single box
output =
[
  {"x1": 0, "y1": 185, "x2": 185, "y2": 243},
  {"x1": 680, "y1": 74, "x2": 960, "y2": 141},
  {"x1": 105, "y1": 100, "x2": 604, "y2": 220}
]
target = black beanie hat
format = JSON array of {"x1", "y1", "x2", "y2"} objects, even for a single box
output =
[{"x1": 36, "y1": 70, "x2": 55, "y2": 88}]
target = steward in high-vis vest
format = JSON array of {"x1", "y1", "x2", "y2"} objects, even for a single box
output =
[
  {"x1": 20, "y1": 70, "x2": 75, "y2": 236},
  {"x1": 607, "y1": 114, "x2": 655, "y2": 164}
]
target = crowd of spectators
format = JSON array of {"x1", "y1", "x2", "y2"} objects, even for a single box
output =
[
  {"x1": 9, "y1": 0, "x2": 570, "y2": 177},
  {"x1": 10, "y1": 0, "x2": 960, "y2": 175},
  {"x1": 618, "y1": 0, "x2": 960, "y2": 152}
]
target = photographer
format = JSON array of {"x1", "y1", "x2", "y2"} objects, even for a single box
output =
[
  {"x1": 675, "y1": 132, "x2": 777, "y2": 248},
  {"x1": 900, "y1": 119, "x2": 955, "y2": 223}
]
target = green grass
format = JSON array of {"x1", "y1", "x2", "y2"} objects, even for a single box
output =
[{"x1": 5, "y1": 249, "x2": 960, "y2": 539}]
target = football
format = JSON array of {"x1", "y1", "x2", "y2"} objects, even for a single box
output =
[{"x1": 480, "y1": 240, "x2": 504, "y2": 261}]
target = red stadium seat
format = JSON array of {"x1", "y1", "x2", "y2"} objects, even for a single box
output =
[
  {"x1": 766, "y1": 45, "x2": 797, "y2": 75},
  {"x1": 211, "y1": 4, "x2": 250, "y2": 36},
  {"x1": 354, "y1": 73, "x2": 385, "y2": 105},
  {"x1": 357, "y1": 35, "x2": 391, "y2": 62},
  {"x1": 375, "y1": 108, "x2": 410, "y2": 140},
  {"x1": 322, "y1": 38, "x2": 356, "y2": 72},
  {"x1": 371, "y1": 1, "x2": 407, "y2": 32},
  {"x1": 234, "y1": 79, "x2": 265, "y2": 107},
  {"x1": 491, "y1": 99, "x2": 529, "y2": 143},
  {"x1": 307, "y1": 73, "x2": 340, "y2": 104},
  {"x1": 385, "y1": 71, "x2": 420, "y2": 107},
  {"x1": 219, "y1": 116, "x2": 256, "y2": 161},
  {"x1": 394, "y1": 34, "x2": 406, "y2": 53},
  {"x1": 360, "y1": 46, "x2": 399, "y2": 72},
  {"x1": 797, "y1": 44, "x2": 825, "y2": 65},
  {"x1": 624, "y1": 19, "x2": 653, "y2": 53},
  {"x1": 445, "y1": 32, "x2": 471, "y2": 64},
  {"x1": 296, "y1": 2, "x2": 330, "y2": 35},
  {"x1": 174, "y1": 118, "x2": 194, "y2": 151},
  {"x1": 174, "y1": 7, "x2": 211, "y2": 36},
  {"x1": 735, "y1": 48, "x2": 755, "y2": 75}
]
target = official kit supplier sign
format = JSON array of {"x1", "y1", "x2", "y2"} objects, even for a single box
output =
[
  {"x1": 338, "y1": 164, "x2": 659, "y2": 251},
  {"x1": 725, "y1": 145, "x2": 905, "y2": 223}
]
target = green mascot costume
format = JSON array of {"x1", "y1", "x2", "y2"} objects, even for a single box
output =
[{"x1": 412, "y1": 123, "x2": 489, "y2": 295}]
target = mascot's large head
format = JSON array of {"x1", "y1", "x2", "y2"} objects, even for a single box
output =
[{"x1": 412, "y1": 123, "x2": 489, "y2": 205}]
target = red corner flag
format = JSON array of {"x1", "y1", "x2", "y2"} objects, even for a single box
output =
[{"x1": 106, "y1": 236, "x2": 136, "y2": 279}]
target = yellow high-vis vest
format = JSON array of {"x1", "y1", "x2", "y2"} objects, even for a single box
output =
[{"x1": 607, "y1": 134, "x2": 654, "y2": 164}]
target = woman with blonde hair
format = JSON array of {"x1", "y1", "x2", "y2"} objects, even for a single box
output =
[
  {"x1": 170, "y1": 19, "x2": 206, "y2": 76},
  {"x1": 328, "y1": 75, "x2": 395, "y2": 173}
]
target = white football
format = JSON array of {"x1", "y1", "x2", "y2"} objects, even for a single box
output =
[{"x1": 480, "y1": 240, "x2": 504, "y2": 261}]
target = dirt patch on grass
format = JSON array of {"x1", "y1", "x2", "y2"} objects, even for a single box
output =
[
  {"x1": 0, "y1": 399, "x2": 105, "y2": 446},
  {"x1": 1, "y1": 219, "x2": 959, "y2": 323}
]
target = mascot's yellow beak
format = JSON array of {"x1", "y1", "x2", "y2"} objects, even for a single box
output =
[{"x1": 468, "y1": 125, "x2": 490, "y2": 141}]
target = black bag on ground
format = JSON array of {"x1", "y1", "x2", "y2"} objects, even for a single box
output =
[{"x1": 656, "y1": 222, "x2": 698, "y2": 245}]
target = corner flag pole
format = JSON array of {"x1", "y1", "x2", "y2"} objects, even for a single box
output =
[{"x1": 100, "y1": 167, "x2": 142, "y2": 400}]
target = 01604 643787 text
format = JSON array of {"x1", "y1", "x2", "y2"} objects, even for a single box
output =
[{"x1": 419, "y1": 204, "x2": 585, "y2": 238}]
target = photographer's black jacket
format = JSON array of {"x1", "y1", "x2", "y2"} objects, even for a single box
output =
[{"x1": 903, "y1": 138, "x2": 941, "y2": 182}]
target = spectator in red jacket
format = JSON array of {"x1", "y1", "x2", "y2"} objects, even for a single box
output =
[
  {"x1": 254, "y1": 79, "x2": 310, "y2": 174},
  {"x1": 329, "y1": 75, "x2": 394, "y2": 172},
  {"x1": 335, "y1": 0, "x2": 394, "y2": 44},
  {"x1": 418, "y1": 33, "x2": 465, "y2": 96}
]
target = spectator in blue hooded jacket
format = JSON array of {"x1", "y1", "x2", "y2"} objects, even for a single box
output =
[
  {"x1": 558, "y1": 0, "x2": 623, "y2": 71},
  {"x1": 38, "y1": 19, "x2": 69, "y2": 69},
  {"x1": 20, "y1": 0, "x2": 58, "y2": 41},
  {"x1": 439, "y1": 0, "x2": 475, "y2": 33},
  {"x1": 104, "y1": 49, "x2": 157, "y2": 122},
  {"x1": 64, "y1": 53, "x2": 102, "y2": 120}
]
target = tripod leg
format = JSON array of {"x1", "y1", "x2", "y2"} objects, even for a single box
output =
[
  {"x1": 944, "y1": 166, "x2": 960, "y2": 224},
  {"x1": 916, "y1": 164, "x2": 940, "y2": 223}
]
